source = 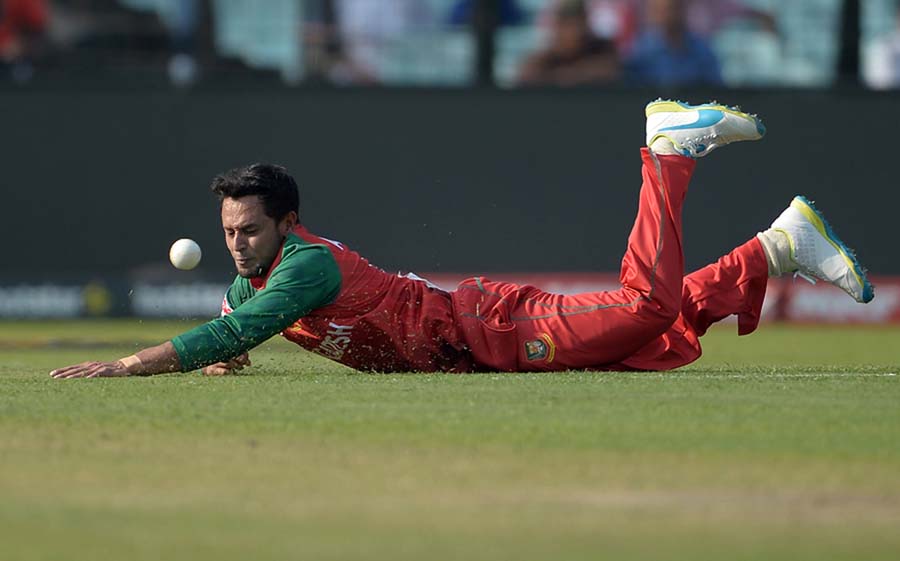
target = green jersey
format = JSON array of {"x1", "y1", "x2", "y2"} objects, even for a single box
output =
[{"x1": 171, "y1": 233, "x2": 341, "y2": 371}]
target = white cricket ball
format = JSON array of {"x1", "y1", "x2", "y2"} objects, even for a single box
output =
[{"x1": 169, "y1": 238, "x2": 202, "y2": 270}]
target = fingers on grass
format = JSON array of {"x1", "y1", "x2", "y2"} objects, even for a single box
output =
[
  {"x1": 51, "y1": 362, "x2": 94, "y2": 379},
  {"x1": 203, "y1": 364, "x2": 228, "y2": 376},
  {"x1": 68, "y1": 364, "x2": 102, "y2": 379}
]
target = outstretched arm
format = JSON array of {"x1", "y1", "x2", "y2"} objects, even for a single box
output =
[
  {"x1": 50, "y1": 341, "x2": 183, "y2": 379},
  {"x1": 50, "y1": 345, "x2": 251, "y2": 379},
  {"x1": 50, "y1": 242, "x2": 340, "y2": 380}
]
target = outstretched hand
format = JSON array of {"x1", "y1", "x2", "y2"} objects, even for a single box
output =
[
  {"x1": 202, "y1": 353, "x2": 251, "y2": 376},
  {"x1": 50, "y1": 361, "x2": 130, "y2": 379}
]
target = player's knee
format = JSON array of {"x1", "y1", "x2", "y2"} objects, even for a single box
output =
[
  {"x1": 659, "y1": 298, "x2": 682, "y2": 325},
  {"x1": 639, "y1": 298, "x2": 680, "y2": 335}
]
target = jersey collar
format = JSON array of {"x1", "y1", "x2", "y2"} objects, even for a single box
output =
[{"x1": 249, "y1": 237, "x2": 287, "y2": 290}]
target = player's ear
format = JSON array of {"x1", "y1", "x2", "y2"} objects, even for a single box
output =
[{"x1": 278, "y1": 211, "x2": 298, "y2": 236}]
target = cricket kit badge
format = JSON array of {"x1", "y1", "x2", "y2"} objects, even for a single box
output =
[{"x1": 524, "y1": 333, "x2": 556, "y2": 363}]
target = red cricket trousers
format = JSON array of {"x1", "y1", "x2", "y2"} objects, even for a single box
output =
[{"x1": 451, "y1": 148, "x2": 770, "y2": 372}]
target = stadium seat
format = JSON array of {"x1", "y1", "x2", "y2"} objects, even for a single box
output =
[
  {"x1": 212, "y1": 0, "x2": 303, "y2": 80},
  {"x1": 375, "y1": 31, "x2": 474, "y2": 86},
  {"x1": 713, "y1": 26, "x2": 782, "y2": 86}
]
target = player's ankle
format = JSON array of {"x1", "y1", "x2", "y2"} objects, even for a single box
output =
[
  {"x1": 757, "y1": 229, "x2": 797, "y2": 277},
  {"x1": 649, "y1": 135, "x2": 682, "y2": 156}
]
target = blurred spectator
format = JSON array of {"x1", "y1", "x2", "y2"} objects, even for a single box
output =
[
  {"x1": 864, "y1": 6, "x2": 900, "y2": 90},
  {"x1": 333, "y1": 0, "x2": 434, "y2": 83},
  {"x1": 303, "y1": 0, "x2": 376, "y2": 84},
  {"x1": 165, "y1": 0, "x2": 200, "y2": 54},
  {"x1": 447, "y1": 0, "x2": 526, "y2": 27},
  {"x1": 539, "y1": 0, "x2": 776, "y2": 53},
  {"x1": 517, "y1": 0, "x2": 618, "y2": 86},
  {"x1": 536, "y1": 0, "x2": 639, "y2": 52},
  {"x1": 676, "y1": 0, "x2": 776, "y2": 38},
  {"x1": 166, "y1": 0, "x2": 203, "y2": 87},
  {"x1": 0, "y1": 0, "x2": 48, "y2": 69},
  {"x1": 624, "y1": 0, "x2": 722, "y2": 86}
]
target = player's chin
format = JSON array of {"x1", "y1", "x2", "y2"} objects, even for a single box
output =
[{"x1": 234, "y1": 262, "x2": 258, "y2": 278}]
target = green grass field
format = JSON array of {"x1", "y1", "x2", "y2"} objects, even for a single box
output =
[{"x1": 1, "y1": 320, "x2": 898, "y2": 561}]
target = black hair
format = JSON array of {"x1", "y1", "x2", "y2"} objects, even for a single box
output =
[{"x1": 210, "y1": 163, "x2": 300, "y2": 222}]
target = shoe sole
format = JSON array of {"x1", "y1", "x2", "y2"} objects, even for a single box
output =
[
  {"x1": 646, "y1": 100, "x2": 767, "y2": 137},
  {"x1": 787, "y1": 196, "x2": 874, "y2": 303}
]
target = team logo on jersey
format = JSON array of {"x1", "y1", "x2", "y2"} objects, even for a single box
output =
[
  {"x1": 524, "y1": 333, "x2": 556, "y2": 363},
  {"x1": 221, "y1": 296, "x2": 233, "y2": 317}
]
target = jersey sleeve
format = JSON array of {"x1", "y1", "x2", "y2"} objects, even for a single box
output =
[{"x1": 170, "y1": 243, "x2": 341, "y2": 371}]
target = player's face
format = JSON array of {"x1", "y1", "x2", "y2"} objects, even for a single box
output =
[{"x1": 221, "y1": 196, "x2": 293, "y2": 278}]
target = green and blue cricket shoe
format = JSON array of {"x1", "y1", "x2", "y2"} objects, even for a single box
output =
[
  {"x1": 646, "y1": 99, "x2": 766, "y2": 158},
  {"x1": 770, "y1": 196, "x2": 875, "y2": 303}
]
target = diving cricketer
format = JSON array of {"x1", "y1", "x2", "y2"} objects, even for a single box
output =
[{"x1": 50, "y1": 99, "x2": 874, "y2": 378}]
